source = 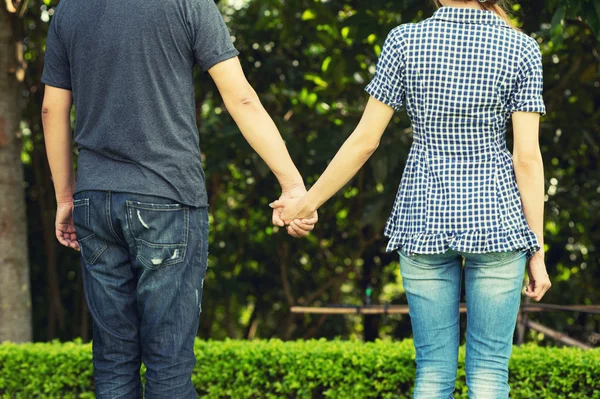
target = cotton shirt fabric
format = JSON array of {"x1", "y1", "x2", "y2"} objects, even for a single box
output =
[
  {"x1": 365, "y1": 7, "x2": 545, "y2": 256},
  {"x1": 42, "y1": 0, "x2": 239, "y2": 207}
]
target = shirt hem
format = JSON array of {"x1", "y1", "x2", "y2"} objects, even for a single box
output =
[
  {"x1": 200, "y1": 48, "x2": 240, "y2": 72},
  {"x1": 364, "y1": 84, "x2": 403, "y2": 111},
  {"x1": 385, "y1": 227, "x2": 540, "y2": 258},
  {"x1": 41, "y1": 77, "x2": 72, "y2": 91}
]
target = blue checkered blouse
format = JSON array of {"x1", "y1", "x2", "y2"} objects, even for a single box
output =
[{"x1": 365, "y1": 7, "x2": 545, "y2": 256}]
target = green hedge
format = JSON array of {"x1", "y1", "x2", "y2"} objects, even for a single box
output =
[{"x1": 0, "y1": 339, "x2": 599, "y2": 398}]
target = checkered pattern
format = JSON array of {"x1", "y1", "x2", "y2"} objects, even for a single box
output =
[{"x1": 365, "y1": 7, "x2": 545, "y2": 256}]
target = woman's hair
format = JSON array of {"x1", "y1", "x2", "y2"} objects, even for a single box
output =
[{"x1": 432, "y1": 0, "x2": 517, "y2": 28}]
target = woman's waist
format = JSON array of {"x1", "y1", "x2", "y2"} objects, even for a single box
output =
[{"x1": 410, "y1": 140, "x2": 511, "y2": 157}]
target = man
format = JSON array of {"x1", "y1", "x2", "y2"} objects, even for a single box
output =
[{"x1": 41, "y1": 0, "x2": 316, "y2": 397}]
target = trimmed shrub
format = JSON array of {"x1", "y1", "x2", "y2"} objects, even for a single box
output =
[
  {"x1": 0, "y1": 339, "x2": 598, "y2": 398},
  {"x1": 0, "y1": 339, "x2": 94, "y2": 399}
]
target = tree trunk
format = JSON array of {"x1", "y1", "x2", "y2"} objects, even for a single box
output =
[{"x1": 0, "y1": 5, "x2": 32, "y2": 343}]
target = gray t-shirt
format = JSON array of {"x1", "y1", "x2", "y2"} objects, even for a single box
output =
[{"x1": 42, "y1": 0, "x2": 239, "y2": 207}]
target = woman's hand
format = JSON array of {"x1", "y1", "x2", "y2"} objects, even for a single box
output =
[
  {"x1": 270, "y1": 196, "x2": 318, "y2": 237},
  {"x1": 524, "y1": 251, "x2": 551, "y2": 302}
]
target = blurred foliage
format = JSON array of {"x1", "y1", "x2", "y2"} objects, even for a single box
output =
[
  {"x1": 15, "y1": 0, "x2": 600, "y2": 345},
  {"x1": 1, "y1": 339, "x2": 599, "y2": 398}
]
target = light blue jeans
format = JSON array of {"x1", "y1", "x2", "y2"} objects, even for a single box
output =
[{"x1": 399, "y1": 249, "x2": 527, "y2": 399}]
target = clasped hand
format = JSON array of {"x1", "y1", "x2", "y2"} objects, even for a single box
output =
[{"x1": 270, "y1": 187, "x2": 318, "y2": 238}]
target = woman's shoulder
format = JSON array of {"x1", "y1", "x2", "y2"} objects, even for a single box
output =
[
  {"x1": 497, "y1": 27, "x2": 541, "y2": 55},
  {"x1": 384, "y1": 23, "x2": 416, "y2": 48},
  {"x1": 388, "y1": 23, "x2": 418, "y2": 37}
]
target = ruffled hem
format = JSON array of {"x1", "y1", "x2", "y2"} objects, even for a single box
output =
[{"x1": 385, "y1": 227, "x2": 540, "y2": 258}]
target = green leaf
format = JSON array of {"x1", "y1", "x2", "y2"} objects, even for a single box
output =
[
  {"x1": 322, "y1": 56, "x2": 332, "y2": 72},
  {"x1": 301, "y1": 9, "x2": 316, "y2": 21}
]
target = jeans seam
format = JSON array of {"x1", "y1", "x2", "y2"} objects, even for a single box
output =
[
  {"x1": 106, "y1": 192, "x2": 127, "y2": 246},
  {"x1": 83, "y1": 198, "x2": 90, "y2": 229},
  {"x1": 183, "y1": 208, "x2": 189, "y2": 246}
]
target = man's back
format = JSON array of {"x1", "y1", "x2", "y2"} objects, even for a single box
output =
[
  {"x1": 42, "y1": 0, "x2": 238, "y2": 206},
  {"x1": 41, "y1": 1, "x2": 313, "y2": 396}
]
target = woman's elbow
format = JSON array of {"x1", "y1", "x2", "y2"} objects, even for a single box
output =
[
  {"x1": 513, "y1": 152, "x2": 543, "y2": 170},
  {"x1": 359, "y1": 138, "x2": 380, "y2": 160},
  {"x1": 366, "y1": 139, "x2": 380, "y2": 155}
]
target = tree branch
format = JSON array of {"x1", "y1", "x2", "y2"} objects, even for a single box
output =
[{"x1": 278, "y1": 242, "x2": 295, "y2": 306}]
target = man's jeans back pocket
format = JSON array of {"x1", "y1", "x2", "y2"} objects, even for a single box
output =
[
  {"x1": 73, "y1": 198, "x2": 107, "y2": 265},
  {"x1": 125, "y1": 201, "x2": 189, "y2": 270}
]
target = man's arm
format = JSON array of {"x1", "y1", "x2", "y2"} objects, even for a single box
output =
[
  {"x1": 208, "y1": 57, "x2": 303, "y2": 190},
  {"x1": 41, "y1": 85, "x2": 79, "y2": 250},
  {"x1": 208, "y1": 57, "x2": 317, "y2": 236}
]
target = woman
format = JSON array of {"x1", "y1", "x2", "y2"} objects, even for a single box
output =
[{"x1": 272, "y1": 0, "x2": 552, "y2": 397}]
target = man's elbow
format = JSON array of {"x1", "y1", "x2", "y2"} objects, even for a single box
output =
[
  {"x1": 237, "y1": 91, "x2": 258, "y2": 106},
  {"x1": 224, "y1": 85, "x2": 260, "y2": 110},
  {"x1": 41, "y1": 103, "x2": 61, "y2": 121},
  {"x1": 41, "y1": 104, "x2": 51, "y2": 118}
]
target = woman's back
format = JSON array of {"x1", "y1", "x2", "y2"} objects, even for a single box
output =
[
  {"x1": 366, "y1": 7, "x2": 545, "y2": 255},
  {"x1": 272, "y1": 4, "x2": 551, "y2": 397}
]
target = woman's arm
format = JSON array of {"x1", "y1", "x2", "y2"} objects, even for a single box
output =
[
  {"x1": 271, "y1": 96, "x2": 394, "y2": 232},
  {"x1": 512, "y1": 111, "x2": 551, "y2": 301}
]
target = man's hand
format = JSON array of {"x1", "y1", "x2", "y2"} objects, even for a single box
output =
[
  {"x1": 271, "y1": 185, "x2": 318, "y2": 238},
  {"x1": 524, "y1": 251, "x2": 551, "y2": 302},
  {"x1": 55, "y1": 201, "x2": 79, "y2": 251}
]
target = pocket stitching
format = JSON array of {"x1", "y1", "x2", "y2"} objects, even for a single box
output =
[
  {"x1": 135, "y1": 239, "x2": 187, "y2": 248},
  {"x1": 73, "y1": 198, "x2": 90, "y2": 230},
  {"x1": 126, "y1": 206, "x2": 190, "y2": 245},
  {"x1": 126, "y1": 200, "x2": 185, "y2": 211},
  {"x1": 486, "y1": 250, "x2": 524, "y2": 261},
  {"x1": 135, "y1": 241, "x2": 187, "y2": 270},
  {"x1": 74, "y1": 199, "x2": 107, "y2": 264},
  {"x1": 399, "y1": 248, "x2": 425, "y2": 260},
  {"x1": 79, "y1": 235, "x2": 108, "y2": 264},
  {"x1": 125, "y1": 202, "x2": 190, "y2": 270}
]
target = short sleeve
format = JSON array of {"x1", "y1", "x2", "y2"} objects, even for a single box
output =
[
  {"x1": 365, "y1": 28, "x2": 406, "y2": 111},
  {"x1": 41, "y1": 14, "x2": 72, "y2": 90},
  {"x1": 191, "y1": 0, "x2": 239, "y2": 72},
  {"x1": 510, "y1": 38, "x2": 545, "y2": 115}
]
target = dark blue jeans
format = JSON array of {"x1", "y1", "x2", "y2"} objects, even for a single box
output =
[{"x1": 73, "y1": 191, "x2": 208, "y2": 399}]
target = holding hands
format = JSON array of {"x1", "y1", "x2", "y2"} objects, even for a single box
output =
[
  {"x1": 271, "y1": 185, "x2": 318, "y2": 238},
  {"x1": 268, "y1": 98, "x2": 396, "y2": 238}
]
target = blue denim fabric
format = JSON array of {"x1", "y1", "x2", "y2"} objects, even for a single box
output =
[
  {"x1": 399, "y1": 249, "x2": 527, "y2": 399},
  {"x1": 73, "y1": 191, "x2": 209, "y2": 399}
]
